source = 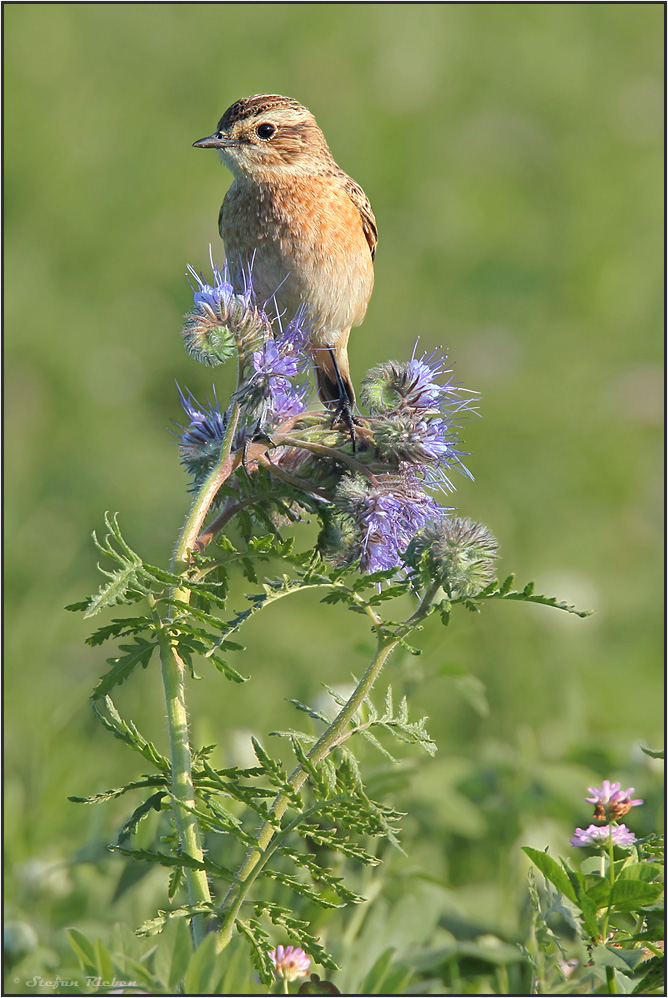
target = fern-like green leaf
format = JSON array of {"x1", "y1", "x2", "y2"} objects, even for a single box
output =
[
  {"x1": 116, "y1": 792, "x2": 167, "y2": 844},
  {"x1": 92, "y1": 638, "x2": 157, "y2": 699},
  {"x1": 92, "y1": 697, "x2": 170, "y2": 774},
  {"x1": 84, "y1": 513, "x2": 153, "y2": 617},
  {"x1": 136, "y1": 902, "x2": 218, "y2": 937}
]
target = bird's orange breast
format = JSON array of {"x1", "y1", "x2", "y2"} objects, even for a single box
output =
[{"x1": 221, "y1": 177, "x2": 374, "y2": 342}]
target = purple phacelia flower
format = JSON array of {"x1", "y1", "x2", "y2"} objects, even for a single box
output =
[
  {"x1": 176, "y1": 386, "x2": 228, "y2": 484},
  {"x1": 269, "y1": 944, "x2": 311, "y2": 982},
  {"x1": 182, "y1": 261, "x2": 270, "y2": 369},
  {"x1": 361, "y1": 347, "x2": 475, "y2": 416},
  {"x1": 570, "y1": 823, "x2": 637, "y2": 848},
  {"x1": 252, "y1": 339, "x2": 300, "y2": 380},
  {"x1": 266, "y1": 381, "x2": 308, "y2": 421},
  {"x1": 274, "y1": 305, "x2": 312, "y2": 359},
  {"x1": 335, "y1": 474, "x2": 444, "y2": 573},
  {"x1": 187, "y1": 262, "x2": 235, "y2": 311},
  {"x1": 585, "y1": 781, "x2": 644, "y2": 822},
  {"x1": 402, "y1": 349, "x2": 452, "y2": 408}
]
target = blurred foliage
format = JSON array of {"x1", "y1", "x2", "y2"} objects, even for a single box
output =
[{"x1": 4, "y1": 4, "x2": 663, "y2": 994}]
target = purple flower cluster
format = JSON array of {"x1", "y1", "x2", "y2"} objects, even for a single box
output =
[
  {"x1": 336, "y1": 475, "x2": 443, "y2": 573},
  {"x1": 248, "y1": 317, "x2": 311, "y2": 422},
  {"x1": 570, "y1": 824, "x2": 637, "y2": 848},
  {"x1": 179, "y1": 261, "x2": 486, "y2": 576},
  {"x1": 187, "y1": 261, "x2": 236, "y2": 311},
  {"x1": 176, "y1": 387, "x2": 228, "y2": 485},
  {"x1": 585, "y1": 780, "x2": 644, "y2": 821},
  {"x1": 361, "y1": 348, "x2": 476, "y2": 492},
  {"x1": 181, "y1": 261, "x2": 313, "y2": 449},
  {"x1": 400, "y1": 348, "x2": 456, "y2": 408},
  {"x1": 570, "y1": 780, "x2": 644, "y2": 850}
]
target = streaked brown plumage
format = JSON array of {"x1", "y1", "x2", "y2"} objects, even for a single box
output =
[{"x1": 193, "y1": 94, "x2": 376, "y2": 411}]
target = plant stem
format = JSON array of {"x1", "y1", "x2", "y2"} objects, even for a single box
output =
[
  {"x1": 171, "y1": 402, "x2": 241, "y2": 576},
  {"x1": 156, "y1": 628, "x2": 212, "y2": 945},
  {"x1": 605, "y1": 965, "x2": 617, "y2": 994},
  {"x1": 216, "y1": 595, "x2": 432, "y2": 947},
  {"x1": 275, "y1": 434, "x2": 379, "y2": 482},
  {"x1": 157, "y1": 403, "x2": 242, "y2": 945}
]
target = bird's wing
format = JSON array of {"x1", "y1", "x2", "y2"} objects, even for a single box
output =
[{"x1": 341, "y1": 175, "x2": 378, "y2": 260}]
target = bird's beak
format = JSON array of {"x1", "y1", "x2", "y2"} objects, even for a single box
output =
[{"x1": 192, "y1": 132, "x2": 236, "y2": 149}]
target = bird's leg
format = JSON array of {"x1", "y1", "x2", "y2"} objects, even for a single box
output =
[{"x1": 328, "y1": 347, "x2": 358, "y2": 450}]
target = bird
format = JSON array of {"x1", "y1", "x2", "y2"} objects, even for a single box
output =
[{"x1": 193, "y1": 94, "x2": 377, "y2": 430}]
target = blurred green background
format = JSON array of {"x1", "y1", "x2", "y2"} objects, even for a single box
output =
[{"x1": 5, "y1": 3, "x2": 663, "y2": 991}]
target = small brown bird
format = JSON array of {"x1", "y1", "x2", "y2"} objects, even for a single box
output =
[{"x1": 193, "y1": 94, "x2": 377, "y2": 420}]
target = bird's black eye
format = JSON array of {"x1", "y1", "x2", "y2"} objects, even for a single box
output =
[{"x1": 256, "y1": 122, "x2": 276, "y2": 139}]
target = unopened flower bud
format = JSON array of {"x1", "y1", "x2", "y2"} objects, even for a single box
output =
[{"x1": 406, "y1": 516, "x2": 498, "y2": 597}]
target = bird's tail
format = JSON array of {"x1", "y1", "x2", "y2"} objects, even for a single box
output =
[{"x1": 312, "y1": 337, "x2": 355, "y2": 409}]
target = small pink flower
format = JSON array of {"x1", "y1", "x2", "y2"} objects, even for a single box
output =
[
  {"x1": 570, "y1": 823, "x2": 637, "y2": 848},
  {"x1": 269, "y1": 944, "x2": 311, "y2": 981},
  {"x1": 585, "y1": 780, "x2": 643, "y2": 821}
]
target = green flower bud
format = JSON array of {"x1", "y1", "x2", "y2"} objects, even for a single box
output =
[{"x1": 406, "y1": 517, "x2": 498, "y2": 597}]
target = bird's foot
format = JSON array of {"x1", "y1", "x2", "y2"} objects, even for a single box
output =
[{"x1": 330, "y1": 399, "x2": 360, "y2": 451}]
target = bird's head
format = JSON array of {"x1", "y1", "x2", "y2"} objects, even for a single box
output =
[{"x1": 193, "y1": 94, "x2": 334, "y2": 182}]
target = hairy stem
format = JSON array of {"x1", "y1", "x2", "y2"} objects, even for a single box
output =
[
  {"x1": 215, "y1": 594, "x2": 432, "y2": 948},
  {"x1": 172, "y1": 402, "x2": 241, "y2": 576},
  {"x1": 157, "y1": 402, "x2": 241, "y2": 944},
  {"x1": 156, "y1": 625, "x2": 212, "y2": 945},
  {"x1": 275, "y1": 434, "x2": 379, "y2": 482}
]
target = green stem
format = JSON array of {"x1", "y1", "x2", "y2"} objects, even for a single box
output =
[
  {"x1": 156, "y1": 402, "x2": 242, "y2": 945},
  {"x1": 601, "y1": 826, "x2": 617, "y2": 941},
  {"x1": 605, "y1": 965, "x2": 617, "y2": 994},
  {"x1": 156, "y1": 624, "x2": 212, "y2": 945},
  {"x1": 275, "y1": 433, "x2": 379, "y2": 482},
  {"x1": 216, "y1": 592, "x2": 434, "y2": 947},
  {"x1": 257, "y1": 453, "x2": 333, "y2": 500},
  {"x1": 171, "y1": 402, "x2": 241, "y2": 577}
]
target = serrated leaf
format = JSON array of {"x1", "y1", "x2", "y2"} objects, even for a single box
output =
[
  {"x1": 86, "y1": 616, "x2": 154, "y2": 646},
  {"x1": 92, "y1": 638, "x2": 157, "y2": 699},
  {"x1": 287, "y1": 699, "x2": 331, "y2": 724},
  {"x1": 252, "y1": 902, "x2": 339, "y2": 972},
  {"x1": 112, "y1": 845, "x2": 235, "y2": 880},
  {"x1": 608, "y1": 880, "x2": 663, "y2": 911},
  {"x1": 84, "y1": 513, "x2": 152, "y2": 617},
  {"x1": 206, "y1": 651, "x2": 247, "y2": 683},
  {"x1": 168, "y1": 863, "x2": 184, "y2": 903},
  {"x1": 65, "y1": 599, "x2": 93, "y2": 613},
  {"x1": 68, "y1": 775, "x2": 167, "y2": 804},
  {"x1": 360, "y1": 728, "x2": 397, "y2": 761},
  {"x1": 136, "y1": 902, "x2": 217, "y2": 936},
  {"x1": 235, "y1": 918, "x2": 274, "y2": 984},
  {"x1": 260, "y1": 870, "x2": 342, "y2": 908},
  {"x1": 92, "y1": 697, "x2": 170, "y2": 774},
  {"x1": 282, "y1": 851, "x2": 366, "y2": 903},
  {"x1": 632, "y1": 955, "x2": 666, "y2": 995},
  {"x1": 116, "y1": 791, "x2": 166, "y2": 844},
  {"x1": 474, "y1": 578, "x2": 592, "y2": 617}
]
